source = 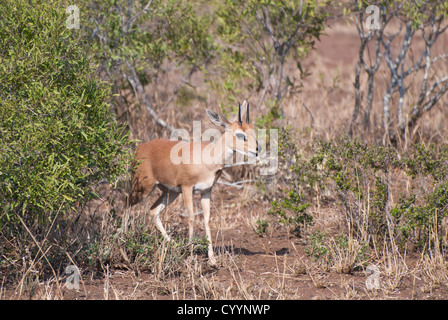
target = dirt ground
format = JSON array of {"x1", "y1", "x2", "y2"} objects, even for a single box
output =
[
  {"x1": 57, "y1": 219, "x2": 448, "y2": 300},
  {"x1": 57, "y1": 180, "x2": 448, "y2": 301}
]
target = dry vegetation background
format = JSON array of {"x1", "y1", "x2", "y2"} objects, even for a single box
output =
[{"x1": 2, "y1": 0, "x2": 448, "y2": 301}]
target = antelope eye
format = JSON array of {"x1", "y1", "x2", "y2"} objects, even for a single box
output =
[{"x1": 235, "y1": 132, "x2": 247, "y2": 141}]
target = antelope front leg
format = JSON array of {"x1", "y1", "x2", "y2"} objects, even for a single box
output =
[
  {"x1": 201, "y1": 189, "x2": 216, "y2": 266},
  {"x1": 182, "y1": 186, "x2": 195, "y2": 241},
  {"x1": 149, "y1": 189, "x2": 180, "y2": 241},
  {"x1": 149, "y1": 190, "x2": 170, "y2": 241}
]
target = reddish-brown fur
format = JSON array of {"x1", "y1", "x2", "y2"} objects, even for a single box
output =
[
  {"x1": 130, "y1": 139, "x2": 223, "y2": 205},
  {"x1": 128, "y1": 103, "x2": 258, "y2": 265}
]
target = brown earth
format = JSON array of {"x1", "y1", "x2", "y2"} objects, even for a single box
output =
[{"x1": 51, "y1": 180, "x2": 448, "y2": 300}]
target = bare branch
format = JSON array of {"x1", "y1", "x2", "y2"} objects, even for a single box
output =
[
  {"x1": 125, "y1": 63, "x2": 173, "y2": 132},
  {"x1": 159, "y1": 66, "x2": 197, "y2": 114},
  {"x1": 409, "y1": 81, "x2": 448, "y2": 128},
  {"x1": 216, "y1": 179, "x2": 256, "y2": 189},
  {"x1": 124, "y1": 0, "x2": 154, "y2": 33},
  {"x1": 425, "y1": 75, "x2": 448, "y2": 102}
]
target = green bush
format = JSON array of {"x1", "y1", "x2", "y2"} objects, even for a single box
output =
[
  {"x1": 311, "y1": 137, "x2": 401, "y2": 243},
  {"x1": 214, "y1": 0, "x2": 329, "y2": 111},
  {"x1": 271, "y1": 129, "x2": 448, "y2": 253},
  {"x1": 305, "y1": 230, "x2": 369, "y2": 272},
  {"x1": 393, "y1": 144, "x2": 448, "y2": 250},
  {"x1": 269, "y1": 189, "x2": 312, "y2": 237},
  {"x1": 267, "y1": 128, "x2": 317, "y2": 236},
  {"x1": 0, "y1": 0, "x2": 131, "y2": 226}
]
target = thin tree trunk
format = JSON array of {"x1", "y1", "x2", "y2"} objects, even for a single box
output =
[{"x1": 125, "y1": 63, "x2": 173, "y2": 132}]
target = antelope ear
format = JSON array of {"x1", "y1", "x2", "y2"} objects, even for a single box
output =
[
  {"x1": 206, "y1": 109, "x2": 228, "y2": 128},
  {"x1": 233, "y1": 100, "x2": 248, "y2": 124}
]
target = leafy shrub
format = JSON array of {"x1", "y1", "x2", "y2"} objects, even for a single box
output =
[
  {"x1": 271, "y1": 129, "x2": 448, "y2": 254},
  {"x1": 214, "y1": 0, "x2": 329, "y2": 110},
  {"x1": 392, "y1": 144, "x2": 448, "y2": 250},
  {"x1": 311, "y1": 137, "x2": 401, "y2": 244},
  {"x1": 305, "y1": 230, "x2": 369, "y2": 273},
  {"x1": 0, "y1": 0, "x2": 131, "y2": 227},
  {"x1": 305, "y1": 230, "x2": 330, "y2": 263},
  {"x1": 269, "y1": 189, "x2": 312, "y2": 236},
  {"x1": 266, "y1": 128, "x2": 318, "y2": 236},
  {"x1": 254, "y1": 219, "x2": 270, "y2": 237}
]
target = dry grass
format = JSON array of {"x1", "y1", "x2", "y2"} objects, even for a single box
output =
[{"x1": 3, "y1": 200, "x2": 448, "y2": 300}]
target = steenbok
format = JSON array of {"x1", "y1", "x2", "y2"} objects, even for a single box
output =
[{"x1": 129, "y1": 101, "x2": 259, "y2": 265}]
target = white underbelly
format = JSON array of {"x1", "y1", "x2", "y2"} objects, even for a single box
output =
[
  {"x1": 193, "y1": 181, "x2": 214, "y2": 192},
  {"x1": 157, "y1": 180, "x2": 215, "y2": 193}
]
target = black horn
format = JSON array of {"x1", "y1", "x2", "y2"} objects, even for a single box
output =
[
  {"x1": 246, "y1": 103, "x2": 250, "y2": 123},
  {"x1": 238, "y1": 102, "x2": 242, "y2": 126}
]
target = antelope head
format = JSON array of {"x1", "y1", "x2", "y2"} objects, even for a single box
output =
[{"x1": 206, "y1": 101, "x2": 260, "y2": 159}]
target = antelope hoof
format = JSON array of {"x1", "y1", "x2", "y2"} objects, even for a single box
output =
[{"x1": 208, "y1": 256, "x2": 217, "y2": 267}]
